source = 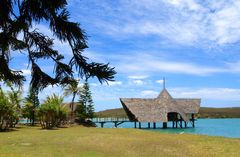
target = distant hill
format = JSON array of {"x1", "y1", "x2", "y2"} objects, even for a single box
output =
[
  {"x1": 198, "y1": 107, "x2": 240, "y2": 118},
  {"x1": 96, "y1": 108, "x2": 127, "y2": 118},
  {"x1": 96, "y1": 107, "x2": 240, "y2": 118}
]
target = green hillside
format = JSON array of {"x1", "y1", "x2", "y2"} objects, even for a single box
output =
[
  {"x1": 198, "y1": 107, "x2": 240, "y2": 118},
  {"x1": 96, "y1": 107, "x2": 240, "y2": 118},
  {"x1": 96, "y1": 108, "x2": 127, "y2": 118}
]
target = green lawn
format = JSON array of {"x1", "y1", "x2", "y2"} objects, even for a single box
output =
[{"x1": 0, "y1": 125, "x2": 239, "y2": 157}]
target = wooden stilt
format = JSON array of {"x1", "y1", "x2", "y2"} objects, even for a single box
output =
[
  {"x1": 192, "y1": 114, "x2": 195, "y2": 128},
  {"x1": 139, "y1": 122, "x2": 141, "y2": 129},
  {"x1": 163, "y1": 122, "x2": 167, "y2": 129},
  {"x1": 134, "y1": 121, "x2": 137, "y2": 128},
  {"x1": 148, "y1": 122, "x2": 150, "y2": 128},
  {"x1": 114, "y1": 122, "x2": 117, "y2": 128},
  {"x1": 172, "y1": 121, "x2": 175, "y2": 128},
  {"x1": 153, "y1": 122, "x2": 156, "y2": 129},
  {"x1": 100, "y1": 122, "x2": 105, "y2": 128},
  {"x1": 176, "y1": 121, "x2": 178, "y2": 128},
  {"x1": 180, "y1": 118, "x2": 182, "y2": 128},
  {"x1": 184, "y1": 121, "x2": 187, "y2": 128}
]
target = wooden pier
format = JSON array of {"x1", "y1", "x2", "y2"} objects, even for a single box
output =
[
  {"x1": 89, "y1": 117, "x2": 196, "y2": 129},
  {"x1": 89, "y1": 117, "x2": 130, "y2": 128}
]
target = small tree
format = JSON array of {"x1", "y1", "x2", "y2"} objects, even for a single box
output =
[
  {"x1": 86, "y1": 103, "x2": 95, "y2": 119},
  {"x1": 21, "y1": 101, "x2": 34, "y2": 124},
  {"x1": 38, "y1": 94, "x2": 67, "y2": 129},
  {"x1": 77, "y1": 81, "x2": 95, "y2": 122},
  {"x1": 0, "y1": 87, "x2": 16, "y2": 131},
  {"x1": 75, "y1": 102, "x2": 86, "y2": 123},
  {"x1": 6, "y1": 82, "x2": 22, "y2": 127},
  {"x1": 63, "y1": 80, "x2": 81, "y2": 122},
  {"x1": 22, "y1": 88, "x2": 39, "y2": 125}
]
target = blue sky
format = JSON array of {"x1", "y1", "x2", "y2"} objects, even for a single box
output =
[{"x1": 6, "y1": 0, "x2": 240, "y2": 111}]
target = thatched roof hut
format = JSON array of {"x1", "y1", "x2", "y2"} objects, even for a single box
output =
[{"x1": 120, "y1": 88, "x2": 201, "y2": 123}]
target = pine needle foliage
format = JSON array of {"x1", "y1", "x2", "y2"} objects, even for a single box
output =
[
  {"x1": 22, "y1": 88, "x2": 39, "y2": 125},
  {"x1": 77, "y1": 81, "x2": 95, "y2": 122},
  {"x1": 0, "y1": 0, "x2": 116, "y2": 91}
]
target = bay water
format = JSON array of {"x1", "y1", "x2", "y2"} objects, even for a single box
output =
[{"x1": 96, "y1": 118, "x2": 240, "y2": 138}]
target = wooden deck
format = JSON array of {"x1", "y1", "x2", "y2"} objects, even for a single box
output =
[
  {"x1": 89, "y1": 117, "x2": 130, "y2": 128},
  {"x1": 89, "y1": 117, "x2": 197, "y2": 128}
]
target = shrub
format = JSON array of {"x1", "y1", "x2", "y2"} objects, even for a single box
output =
[
  {"x1": 38, "y1": 94, "x2": 68, "y2": 129},
  {"x1": 21, "y1": 102, "x2": 35, "y2": 124},
  {"x1": 0, "y1": 88, "x2": 15, "y2": 131}
]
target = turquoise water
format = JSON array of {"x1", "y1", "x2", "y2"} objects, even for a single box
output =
[
  {"x1": 95, "y1": 118, "x2": 240, "y2": 138},
  {"x1": 19, "y1": 119, "x2": 29, "y2": 124}
]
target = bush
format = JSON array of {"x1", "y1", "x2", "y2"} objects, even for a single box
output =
[
  {"x1": 0, "y1": 88, "x2": 16, "y2": 131},
  {"x1": 21, "y1": 102, "x2": 35, "y2": 124},
  {"x1": 38, "y1": 94, "x2": 68, "y2": 129}
]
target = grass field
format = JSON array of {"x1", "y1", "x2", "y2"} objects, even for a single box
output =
[
  {"x1": 96, "y1": 107, "x2": 240, "y2": 118},
  {"x1": 0, "y1": 125, "x2": 239, "y2": 157}
]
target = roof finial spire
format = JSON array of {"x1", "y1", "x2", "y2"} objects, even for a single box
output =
[{"x1": 163, "y1": 77, "x2": 166, "y2": 89}]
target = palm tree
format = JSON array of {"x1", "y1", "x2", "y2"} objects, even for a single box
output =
[
  {"x1": 6, "y1": 83, "x2": 22, "y2": 127},
  {"x1": 22, "y1": 101, "x2": 34, "y2": 124},
  {"x1": 0, "y1": 87, "x2": 13, "y2": 131},
  {"x1": 39, "y1": 94, "x2": 66, "y2": 129},
  {"x1": 63, "y1": 80, "x2": 81, "y2": 122}
]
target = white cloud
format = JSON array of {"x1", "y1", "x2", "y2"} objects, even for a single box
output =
[
  {"x1": 72, "y1": 0, "x2": 240, "y2": 46},
  {"x1": 132, "y1": 80, "x2": 145, "y2": 85},
  {"x1": 128, "y1": 75, "x2": 149, "y2": 79},
  {"x1": 107, "y1": 81, "x2": 122, "y2": 86},
  {"x1": 140, "y1": 90, "x2": 158, "y2": 97},
  {"x1": 116, "y1": 53, "x2": 224, "y2": 76},
  {"x1": 21, "y1": 69, "x2": 31, "y2": 76},
  {"x1": 74, "y1": 50, "x2": 240, "y2": 77},
  {"x1": 169, "y1": 87, "x2": 240, "y2": 101},
  {"x1": 225, "y1": 61, "x2": 240, "y2": 73},
  {"x1": 111, "y1": 52, "x2": 240, "y2": 76},
  {"x1": 138, "y1": 87, "x2": 240, "y2": 101},
  {"x1": 40, "y1": 85, "x2": 63, "y2": 101},
  {"x1": 156, "y1": 79, "x2": 164, "y2": 84},
  {"x1": 166, "y1": 0, "x2": 205, "y2": 11},
  {"x1": 12, "y1": 68, "x2": 31, "y2": 76},
  {"x1": 90, "y1": 83, "x2": 99, "y2": 87}
]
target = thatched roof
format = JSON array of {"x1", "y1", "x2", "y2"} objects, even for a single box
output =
[
  {"x1": 62, "y1": 102, "x2": 81, "y2": 112},
  {"x1": 120, "y1": 88, "x2": 201, "y2": 122}
]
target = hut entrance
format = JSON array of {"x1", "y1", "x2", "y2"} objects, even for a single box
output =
[
  {"x1": 167, "y1": 112, "x2": 178, "y2": 121},
  {"x1": 167, "y1": 112, "x2": 184, "y2": 128}
]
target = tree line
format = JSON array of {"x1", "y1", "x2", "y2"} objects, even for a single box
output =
[
  {"x1": 0, "y1": 0, "x2": 116, "y2": 131},
  {"x1": 0, "y1": 81, "x2": 95, "y2": 131}
]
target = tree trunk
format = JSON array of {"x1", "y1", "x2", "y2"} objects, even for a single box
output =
[
  {"x1": 32, "y1": 110, "x2": 35, "y2": 126},
  {"x1": 70, "y1": 92, "x2": 76, "y2": 123}
]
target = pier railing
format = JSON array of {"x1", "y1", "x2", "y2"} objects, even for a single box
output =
[
  {"x1": 87, "y1": 117, "x2": 130, "y2": 128},
  {"x1": 88, "y1": 117, "x2": 130, "y2": 123}
]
